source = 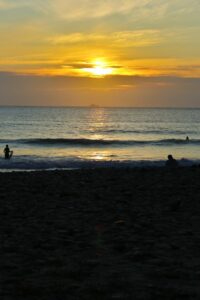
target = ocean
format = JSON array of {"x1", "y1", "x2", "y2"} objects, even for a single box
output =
[{"x1": 0, "y1": 106, "x2": 200, "y2": 171}]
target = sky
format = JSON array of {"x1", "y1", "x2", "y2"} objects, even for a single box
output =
[{"x1": 0, "y1": 0, "x2": 200, "y2": 107}]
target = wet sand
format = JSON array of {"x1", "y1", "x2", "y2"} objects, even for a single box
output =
[{"x1": 1, "y1": 167, "x2": 200, "y2": 299}]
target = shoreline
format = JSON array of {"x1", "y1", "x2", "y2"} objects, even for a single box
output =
[
  {"x1": 0, "y1": 157, "x2": 199, "y2": 173},
  {"x1": 1, "y1": 167, "x2": 200, "y2": 299}
]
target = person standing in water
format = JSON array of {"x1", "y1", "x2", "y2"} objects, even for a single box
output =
[{"x1": 4, "y1": 145, "x2": 13, "y2": 159}]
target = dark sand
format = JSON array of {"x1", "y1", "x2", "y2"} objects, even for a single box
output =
[{"x1": 1, "y1": 167, "x2": 200, "y2": 299}]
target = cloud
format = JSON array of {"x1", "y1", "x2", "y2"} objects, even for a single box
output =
[
  {"x1": 0, "y1": 0, "x2": 199, "y2": 80},
  {"x1": 0, "y1": 0, "x2": 48, "y2": 11},
  {"x1": 0, "y1": 71, "x2": 200, "y2": 93},
  {"x1": 63, "y1": 62, "x2": 122, "y2": 70},
  {"x1": 0, "y1": 0, "x2": 177, "y2": 21},
  {"x1": 1, "y1": 0, "x2": 199, "y2": 23},
  {"x1": 48, "y1": 30, "x2": 162, "y2": 48},
  {"x1": 48, "y1": 33, "x2": 105, "y2": 44},
  {"x1": 47, "y1": 0, "x2": 153, "y2": 20},
  {"x1": 1, "y1": 71, "x2": 200, "y2": 107},
  {"x1": 0, "y1": 0, "x2": 21, "y2": 9},
  {"x1": 25, "y1": 0, "x2": 200, "y2": 22}
]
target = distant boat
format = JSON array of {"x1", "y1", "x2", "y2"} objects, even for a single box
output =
[{"x1": 88, "y1": 104, "x2": 100, "y2": 108}]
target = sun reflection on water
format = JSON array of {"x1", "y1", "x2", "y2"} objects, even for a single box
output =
[
  {"x1": 89, "y1": 150, "x2": 114, "y2": 160},
  {"x1": 86, "y1": 107, "x2": 108, "y2": 140}
]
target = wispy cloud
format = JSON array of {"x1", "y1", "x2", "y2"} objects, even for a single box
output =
[
  {"x1": 0, "y1": 0, "x2": 199, "y2": 80},
  {"x1": 0, "y1": 0, "x2": 20, "y2": 9},
  {"x1": 0, "y1": 0, "x2": 175, "y2": 20},
  {"x1": 1, "y1": 0, "x2": 199, "y2": 21},
  {"x1": 48, "y1": 30, "x2": 162, "y2": 47},
  {"x1": 46, "y1": 0, "x2": 154, "y2": 20}
]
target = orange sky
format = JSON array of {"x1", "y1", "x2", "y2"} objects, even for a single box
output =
[{"x1": 0, "y1": 0, "x2": 200, "y2": 106}]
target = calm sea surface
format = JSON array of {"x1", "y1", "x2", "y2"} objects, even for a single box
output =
[{"x1": 0, "y1": 107, "x2": 200, "y2": 170}]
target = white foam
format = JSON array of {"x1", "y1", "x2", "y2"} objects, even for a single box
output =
[{"x1": 0, "y1": 155, "x2": 198, "y2": 171}]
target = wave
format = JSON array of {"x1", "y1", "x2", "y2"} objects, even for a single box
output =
[
  {"x1": 0, "y1": 138, "x2": 199, "y2": 147},
  {"x1": 89, "y1": 129, "x2": 195, "y2": 135},
  {"x1": 0, "y1": 156, "x2": 198, "y2": 171}
]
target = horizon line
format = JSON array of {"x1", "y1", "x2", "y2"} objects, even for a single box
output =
[{"x1": 1, "y1": 105, "x2": 200, "y2": 109}]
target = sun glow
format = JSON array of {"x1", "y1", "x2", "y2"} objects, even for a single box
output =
[{"x1": 82, "y1": 60, "x2": 113, "y2": 77}]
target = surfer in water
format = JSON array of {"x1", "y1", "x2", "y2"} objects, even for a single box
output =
[{"x1": 4, "y1": 145, "x2": 13, "y2": 159}]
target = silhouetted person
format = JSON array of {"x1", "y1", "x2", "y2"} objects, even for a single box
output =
[
  {"x1": 4, "y1": 145, "x2": 13, "y2": 159},
  {"x1": 186, "y1": 136, "x2": 189, "y2": 142},
  {"x1": 166, "y1": 154, "x2": 178, "y2": 168}
]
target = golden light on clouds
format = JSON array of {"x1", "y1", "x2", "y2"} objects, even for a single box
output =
[
  {"x1": 0, "y1": 0, "x2": 200, "y2": 107},
  {"x1": 0, "y1": 1, "x2": 199, "y2": 78},
  {"x1": 82, "y1": 60, "x2": 114, "y2": 77}
]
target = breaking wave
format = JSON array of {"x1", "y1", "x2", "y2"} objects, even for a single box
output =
[
  {"x1": 0, "y1": 138, "x2": 198, "y2": 147},
  {"x1": 0, "y1": 156, "x2": 198, "y2": 171}
]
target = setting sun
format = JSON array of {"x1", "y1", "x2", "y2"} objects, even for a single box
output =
[{"x1": 82, "y1": 60, "x2": 113, "y2": 77}]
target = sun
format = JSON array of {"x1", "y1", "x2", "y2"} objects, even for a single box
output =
[{"x1": 83, "y1": 60, "x2": 113, "y2": 77}]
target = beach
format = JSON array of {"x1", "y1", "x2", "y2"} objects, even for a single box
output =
[{"x1": 1, "y1": 166, "x2": 200, "y2": 299}]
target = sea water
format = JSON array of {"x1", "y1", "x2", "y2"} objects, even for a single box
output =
[{"x1": 0, "y1": 106, "x2": 200, "y2": 170}]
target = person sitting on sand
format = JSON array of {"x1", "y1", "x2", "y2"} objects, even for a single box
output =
[
  {"x1": 4, "y1": 144, "x2": 13, "y2": 159},
  {"x1": 166, "y1": 154, "x2": 178, "y2": 168}
]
